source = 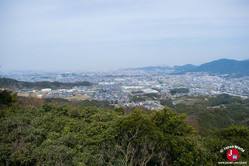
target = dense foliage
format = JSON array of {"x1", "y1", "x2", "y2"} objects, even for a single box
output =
[
  {"x1": 0, "y1": 92, "x2": 248, "y2": 165},
  {"x1": 0, "y1": 90, "x2": 16, "y2": 107},
  {"x1": 175, "y1": 94, "x2": 249, "y2": 136}
]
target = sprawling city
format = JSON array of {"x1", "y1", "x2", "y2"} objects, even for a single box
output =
[{"x1": 2, "y1": 69, "x2": 249, "y2": 110}]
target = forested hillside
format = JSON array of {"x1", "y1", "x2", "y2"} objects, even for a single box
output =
[
  {"x1": 174, "y1": 59, "x2": 249, "y2": 77},
  {"x1": 173, "y1": 94, "x2": 249, "y2": 135},
  {"x1": 0, "y1": 91, "x2": 249, "y2": 165},
  {"x1": 0, "y1": 78, "x2": 92, "y2": 90}
]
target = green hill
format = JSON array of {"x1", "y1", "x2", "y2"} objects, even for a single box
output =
[
  {"x1": 173, "y1": 64, "x2": 196, "y2": 71},
  {"x1": 0, "y1": 78, "x2": 92, "y2": 90}
]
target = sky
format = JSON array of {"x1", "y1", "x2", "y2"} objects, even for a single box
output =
[{"x1": 0, "y1": 0, "x2": 249, "y2": 72}]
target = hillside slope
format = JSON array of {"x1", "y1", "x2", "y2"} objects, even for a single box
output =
[
  {"x1": 185, "y1": 59, "x2": 249, "y2": 76},
  {"x1": 0, "y1": 78, "x2": 92, "y2": 90}
]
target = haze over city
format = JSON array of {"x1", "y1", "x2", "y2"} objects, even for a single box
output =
[
  {"x1": 1, "y1": 1, "x2": 249, "y2": 165},
  {"x1": 1, "y1": 0, "x2": 249, "y2": 72}
]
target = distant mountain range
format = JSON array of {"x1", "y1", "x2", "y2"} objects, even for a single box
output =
[
  {"x1": 182, "y1": 59, "x2": 249, "y2": 76},
  {"x1": 125, "y1": 59, "x2": 249, "y2": 77},
  {"x1": 125, "y1": 66, "x2": 172, "y2": 71},
  {"x1": 173, "y1": 64, "x2": 197, "y2": 72}
]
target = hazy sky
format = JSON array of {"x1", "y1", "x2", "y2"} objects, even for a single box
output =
[{"x1": 1, "y1": 0, "x2": 249, "y2": 72}]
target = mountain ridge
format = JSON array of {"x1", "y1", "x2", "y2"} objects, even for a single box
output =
[
  {"x1": 183, "y1": 59, "x2": 249, "y2": 76},
  {"x1": 124, "y1": 59, "x2": 249, "y2": 77}
]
